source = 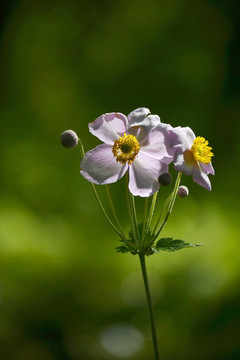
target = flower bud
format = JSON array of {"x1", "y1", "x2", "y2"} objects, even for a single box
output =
[
  {"x1": 60, "y1": 130, "x2": 78, "y2": 148},
  {"x1": 177, "y1": 185, "x2": 189, "y2": 198},
  {"x1": 158, "y1": 172, "x2": 172, "y2": 186}
]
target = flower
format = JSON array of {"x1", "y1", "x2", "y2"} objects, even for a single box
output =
[
  {"x1": 80, "y1": 108, "x2": 174, "y2": 197},
  {"x1": 168, "y1": 126, "x2": 214, "y2": 190}
]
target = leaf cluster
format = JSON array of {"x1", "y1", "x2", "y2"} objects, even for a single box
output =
[{"x1": 116, "y1": 227, "x2": 202, "y2": 255}]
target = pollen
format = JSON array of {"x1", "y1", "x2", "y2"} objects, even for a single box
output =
[
  {"x1": 190, "y1": 136, "x2": 214, "y2": 164},
  {"x1": 112, "y1": 133, "x2": 140, "y2": 164}
]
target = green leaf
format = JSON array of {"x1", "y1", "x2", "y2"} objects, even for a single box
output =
[
  {"x1": 116, "y1": 245, "x2": 130, "y2": 254},
  {"x1": 154, "y1": 237, "x2": 203, "y2": 252}
]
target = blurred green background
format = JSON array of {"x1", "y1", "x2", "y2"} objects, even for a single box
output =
[{"x1": 0, "y1": 0, "x2": 239, "y2": 359}]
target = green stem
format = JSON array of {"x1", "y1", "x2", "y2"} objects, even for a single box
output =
[
  {"x1": 151, "y1": 193, "x2": 172, "y2": 237},
  {"x1": 142, "y1": 197, "x2": 149, "y2": 242},
  {"x1": 139, "y1": 254, "x2": 161, "y2": 360},
  {"x1": 106, "y1": 185, "x2": 128, "y2": 241},
  {"x1": 142, "y1": 192, "x2": 158, "y2": 250},
  {"x1": 152, "y1": 172, "x2": 182, "y2": 242},
  {"x1": 78, "y1": 138, "x2": 85, "y2": 158},
  {"x1": 78, "y1": 141, "x2": 124, "y2": 240},
  {"x1": 90, "y1": 184, "x2": 124, "y2": 240},
  {"x1": 129, "y1": 193, "x2": 140, "y2": 240},
  {"x1": 125, "y1": 177, "x2": 136, "y2": 239}
]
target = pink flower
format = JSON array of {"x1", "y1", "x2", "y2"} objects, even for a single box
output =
[
  {"x1": 168, "y1": 126, "x2": 214, "y2": 190},
  {"x1": 80, "y1": 108, "x2": 174, "y2": 197}
]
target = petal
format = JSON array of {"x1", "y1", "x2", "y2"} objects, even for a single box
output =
[
  {"x1": 168, "y1": 126, "x2": 195, "y2": 152},
  {"x1": 140, "y1": 123, "x2": 174, "y2": 163},
  {"x1": 129, "y1": 114, "x2": 161, "y2": 130},
  {"x1": 89, "y1": 112, "x2": 128, "y2": 145},
  {"x1": 127, "y1": 107, "x2": 151, "y2": 126},
  {"x1": 173, "y1": 150, "x2": 194, "y2": 175},
  {"x1": 201, "y1": 162, "x2": 215, "y2": 175},
  {"x1": 80, "y1": 144, "x2": 128, "y2": 184},
  {"x1": 185, "y1": 127, "x2": 196, "y2": 143},
  {"x1": 192, "y1": 164, "x2": 212, "y2": 191},
  {"x1": 128, "y1": 152, "x2": 166, "y2": 197},
  {"x1": 128, "y1": 115, "x2": 163, "y2": 143}
]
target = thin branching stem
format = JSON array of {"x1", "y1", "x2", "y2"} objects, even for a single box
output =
[
  {"x1": 125, "y1": 177, "x2": 136, "y2": 239},
  {"x1": 151, "y1": 193, "x2": 172, "y2": 237},
  {"x1": 129, "y1": 193, "x2": 140, "y2": 240},
  {"x1": 142, "y1": 197, "x2": 149, "y2": 242},
  {"x1": 142, "y1": 192, "x2": 158, "y2": 250},
  {"x1": 78, "y1": 137, "x2": 85, "y2": 158},
  {"x1": 78, "y1": 141, "x2": 125, "y2": 240},
  {"x1": 106, "y1": 185, "x2": 128, "y2": 241},
  {"x1": 152, "y1": 172, "x2": 182, "y2": 242},
  {"x1": 90, "y1": 184, "x2": 125, "y2": 240}
]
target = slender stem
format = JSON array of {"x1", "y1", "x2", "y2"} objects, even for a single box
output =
[
  {"x1": 125, "y1": 177, "x2": 136, "y2": 238},
  {"x1": 78, "y1": 141, "x2": 124, "y2": 240},
  {"x1": 139, "y1": 254, "x2": 160, "y2": 360},
  {"x1": 151, "y1": 193, "x2": 172, "y2": 237},
  {"x1": 129, "y1": 193, "x2": 140, "y2": 240},
  {"x1": 152, "y1": 172, "x2": 182, "y2": 242},
  {"x1": 106, "y1": 185, "x2": 128, "y2": 240},
  {"x1": 90, "y1": 184, "x2": 124, "y2": 239},
  {"x1": 142, "y1": 192, "x2": 158, "y2": 249},
  {"x1": 142, "y1": 197, "x2": 149, "y2": 242},
  {"x1": 78, "y1": 138, "x2": 85, "y2": 158}
]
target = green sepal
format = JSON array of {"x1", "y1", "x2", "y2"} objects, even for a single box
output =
[
  {"x1": 116, "y1": 245, "x2": 130, "y2": 254},
  {"x1": 116, "y1": 223, "x2": 155, "y2": 255},
  {"x1": 153, "y1": 237, "x2": 203, "y2": 253},
  {"x1": 128, "y1": 223, "x2": 151, "y2": 242},
  {"x1": 115, "y1": 238, "x2": 137, "y2": 255}
]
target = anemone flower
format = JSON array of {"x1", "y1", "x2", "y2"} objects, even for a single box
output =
[
  {"x1": 168, "y1": 126, "x2": 214, "y2": 190},
  {"x1": 80, "y1": 108, "x2": 174, "y2": 197}
]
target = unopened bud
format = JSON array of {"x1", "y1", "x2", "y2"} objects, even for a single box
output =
[
  {"x1": 177, "y1": 185, "x2": 189, "y2": 198},
  {"x1": 60, "y1": 130, "x2": 78, "y2": 148},
  {"x1": 158, "y1": 173, "x2": 172, "y2": 186}
]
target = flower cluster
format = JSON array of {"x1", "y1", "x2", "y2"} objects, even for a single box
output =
[
  {"x1": 61, "y1": 107, "x2": 215, "y2": 360},
  {"x1": 80, "y1": 107, "x2": 214, "y2": 195}
]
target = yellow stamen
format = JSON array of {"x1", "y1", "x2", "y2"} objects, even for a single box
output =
[
  {"x1": 112, "y1": 133, "x2": 140, "y2": 164},
  {"x1": 190, "y1": 136, "x2": 214, "y2": 164}
]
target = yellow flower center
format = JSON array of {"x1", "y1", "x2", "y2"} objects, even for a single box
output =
[
  {"x1": 190, "y1": 136, "x2": 214, "y2": 164},
  {"x1": 112, "y1": 133, "x2": 140, "y2": 164}
]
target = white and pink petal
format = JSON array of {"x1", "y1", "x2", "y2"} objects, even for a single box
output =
[
  {"x1": 201, "y1": 162, "x2": 215, "y2": 175},
  {"x1": 128, "y1": 152, "x2": 165, "y2": 197},
  {"x1": 173, "y1": 150, "x2": 194, "y2": 175},
  {"x1": 140, "y1": 123, "x2": 174, "y2": 162},
  {"x1": 89, "y1": 112, "x2": 128, "y2": 145},
  {"x1": 127, "y1": 107, "x2": 151, "y2": 126},
  {"x1": 80, "y1": 144, "x2": 128, "y2": 185},
  {"x1": 128, "y1": 114, "x2": 161, "y2": 133},
  {"x1": 192, "y1": 164, "x2": 212, "y2": 191},
  {"x1": 168, "y1": 126, "x2": 195, "y2": 152}
]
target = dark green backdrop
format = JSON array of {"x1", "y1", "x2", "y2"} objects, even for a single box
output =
[{"x1": 0, "y1": 0, "x2": 239, "y2": 359}]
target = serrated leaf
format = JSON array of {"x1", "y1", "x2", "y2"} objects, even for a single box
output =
[
  {"x1": 154, "y1": 237, "x2": 203, "y2": 252},
  {"x1": 116, "y1": 245, "x2": 130, "y2": 254}
]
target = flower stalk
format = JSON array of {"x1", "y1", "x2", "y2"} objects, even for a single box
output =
[{"x1": 139, "y1": 254, "x2": 161, "y2": 360}]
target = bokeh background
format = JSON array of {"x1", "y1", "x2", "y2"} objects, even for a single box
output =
[{"x1": 0, "y1": 0, "x2": 240, "y2": 359}]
